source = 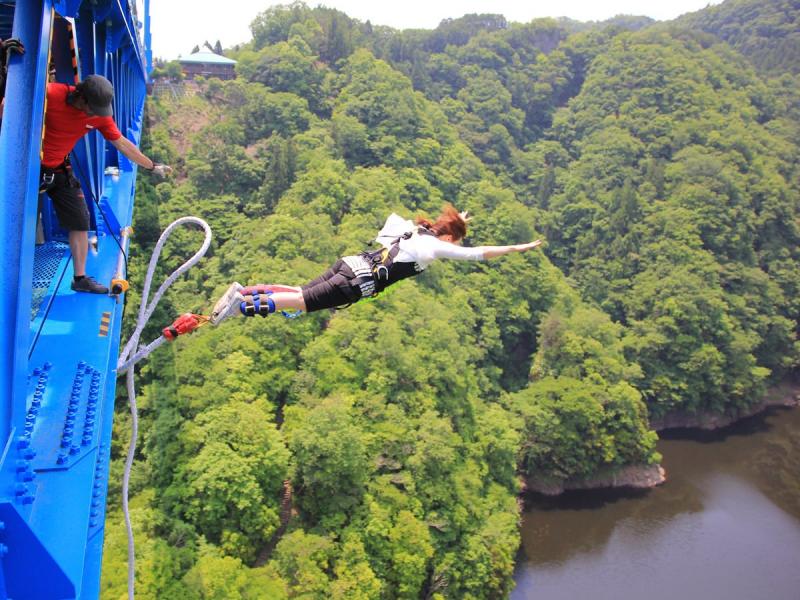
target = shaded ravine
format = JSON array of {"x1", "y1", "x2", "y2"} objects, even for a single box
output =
[{"x1": 512, "y1": 405, "x2": 800, "y2": 600}]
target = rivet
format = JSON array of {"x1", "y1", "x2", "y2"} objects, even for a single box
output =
[
  {"x1": 43, "y1": 362, "x2": 52, "y2": 370},
  {"x1": 57, "y1": 454, "x2": 68, "y2": 464},
  {"x1": 16, "y1": 437, "x2": 29, "y2": 450},
  {"x1": 21, "y1": 495, "x2": 34, "y2": 505},
  {"x1": 14, "y1": 484, "x2": 27, "y2": 496},
  {"x1": 22, "y1": 448, "x2": 35, "y2": 460},
  {"x1": 69, "y1": 445, "x2": 80, "y2": 455}
]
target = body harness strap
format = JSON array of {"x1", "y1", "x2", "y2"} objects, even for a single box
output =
[
  {"x1": 360, "y1": 226, "x2": 435, "y2": 288},
  {"x1": 39, "y1": 158, "x2": 72, "y2": 192}
]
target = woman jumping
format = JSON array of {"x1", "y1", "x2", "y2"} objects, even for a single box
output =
[{"x1": 211, "y1": 204, "x2": 542, "y2": 323}]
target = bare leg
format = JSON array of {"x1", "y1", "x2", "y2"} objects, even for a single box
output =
[
  {"x1": 70, "y1": 230, "x2": 88, "y2": 276},
  {"x1": 268, "y1": 291, "x2": 306, "y2": 312}
]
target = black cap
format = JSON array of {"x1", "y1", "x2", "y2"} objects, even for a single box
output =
[{"x1": 76, "y1": 74, "x2": 114, "y2": 117}]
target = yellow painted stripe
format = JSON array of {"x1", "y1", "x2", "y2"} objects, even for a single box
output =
[{"x1": 99, "y1": 312, "x2": 111, "y2": 337}]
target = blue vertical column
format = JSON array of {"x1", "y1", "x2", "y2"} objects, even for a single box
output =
[
  {"x1": 0, "y1": 0, "x2": 51, "y2": 450},
  {"x1": 144, "y1": 0, "x2": 153, "y2": 76}
]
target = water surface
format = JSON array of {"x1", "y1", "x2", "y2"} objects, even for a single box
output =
[{"x1": 512, "y1": 406, "x2": 800, "y2": 600}]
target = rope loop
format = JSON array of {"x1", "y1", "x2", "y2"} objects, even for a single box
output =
[{"x1": 116, "y1": 217, "x2": 212, "y2": 600}]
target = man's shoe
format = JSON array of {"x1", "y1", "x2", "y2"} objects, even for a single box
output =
[{"x1": 71, "y1": 276, "x2": 108, "y2": 294}]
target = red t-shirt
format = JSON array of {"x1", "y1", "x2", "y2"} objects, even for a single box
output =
[{"x1": 41, "y1": 83, "x2": 122, "y2": 168}]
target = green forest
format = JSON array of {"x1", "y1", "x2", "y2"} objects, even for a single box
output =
[{"x1": 101, "y1": 0, "x2": 799, "y2": 597}]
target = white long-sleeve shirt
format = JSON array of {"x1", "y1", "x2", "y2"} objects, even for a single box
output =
[
  {"x1": 393, "y1": 232, "x2": 484, "y2": 268},
  {"x1": 375, "y1": 213, "x2": 484, "y2": 269}
]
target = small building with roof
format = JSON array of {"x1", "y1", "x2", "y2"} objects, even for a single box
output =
[{"x1": 178, "y1": 51, "x2": 237, "y2": 80}]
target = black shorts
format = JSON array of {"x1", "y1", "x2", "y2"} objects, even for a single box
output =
[
  {"x1": 41, "y1": 165, "x2": 90, "y2": 231},
  {"x1": 301, "y1": 259, "x2": 363, "y2": 312}
]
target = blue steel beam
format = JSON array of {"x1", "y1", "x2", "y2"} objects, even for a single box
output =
[
  {"x1": 144, "y1": 0, "x2": 152, "y2": 76},
  {"x1": 0, "y1": 0, "x2": 50, "y2": 464},
  {"x1": 0, "y1": 1, "x2": 77, "y2": 596},
  {"x1": 0, "y1": 0, "x2": 147, "y2": 596}
]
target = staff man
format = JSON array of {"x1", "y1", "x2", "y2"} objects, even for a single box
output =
[{"x1": 41, "y1": 74, "x2": 170, "y2": 293}]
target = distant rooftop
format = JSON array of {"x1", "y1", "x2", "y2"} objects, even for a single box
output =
[{"x1": 178, "y1": 51, "x2": 237, "y2": 65}]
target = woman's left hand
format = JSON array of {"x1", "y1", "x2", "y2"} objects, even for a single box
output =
[{"x1": 516, "y1": 239, "x2": 543, "y2": 252}]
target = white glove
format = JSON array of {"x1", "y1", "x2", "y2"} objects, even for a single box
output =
[{"x1": 150, "y1": 163, "x2": 172, "y2": 178}]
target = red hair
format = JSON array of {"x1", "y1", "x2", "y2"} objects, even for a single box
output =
[{"x1": 416, "y1": 203, "x2": 467, "y2": 240}]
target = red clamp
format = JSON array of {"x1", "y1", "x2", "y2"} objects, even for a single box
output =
[{"x1": 163, "y1": 313, "x2": 207, "y2": 341}]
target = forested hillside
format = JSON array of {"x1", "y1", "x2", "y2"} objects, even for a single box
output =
[
  {"x1": 675, "y1": 0, "x2": 800, "y2": 74},
  {"x1": 101, "y1": 1, "x2": 799, "y2": 597}
]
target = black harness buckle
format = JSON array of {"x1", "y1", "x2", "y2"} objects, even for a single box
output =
[
  {"x1": 375, "y1": 265, "x2": 389, "y2": 281},
  {"x1": 40, "y1": 172, "x2": 55, "y2": 192}
]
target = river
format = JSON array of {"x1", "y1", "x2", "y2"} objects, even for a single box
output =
[{"x1": 512, "y1": 406, "x2": 800, "y2": 600}]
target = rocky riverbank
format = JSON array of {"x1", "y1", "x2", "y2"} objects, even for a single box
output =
[
  {"x1": 522, "y1": 463, "x2": 666, "y2": 496},
  {"x1": 649, "y1": 382, "x2": 800, "y2": 431},
  {"x1": 522, "y1": 381, "x2": 799, "y2": 497}
]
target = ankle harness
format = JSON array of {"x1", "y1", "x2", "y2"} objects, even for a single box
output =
[{"x1": 238, "y1": 285, "x2": 302, "y2": 319}]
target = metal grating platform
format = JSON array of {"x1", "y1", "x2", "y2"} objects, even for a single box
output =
[{"x1": 31, "y1": 241, "x2": 68, "y2": 320}]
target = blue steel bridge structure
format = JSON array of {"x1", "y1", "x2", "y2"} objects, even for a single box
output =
[{"x1": 0, "y1": 0, "x2": 152, "y2": 597}]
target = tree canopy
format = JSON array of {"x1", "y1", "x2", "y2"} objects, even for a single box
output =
[{"x1": 103, "y1": 1, "x2": 799, "y2": 597}]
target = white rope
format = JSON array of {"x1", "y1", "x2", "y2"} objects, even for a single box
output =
[
  {"x1": 116, "y1": 334, "x2": 168, "y2": 376},
  {"x1": 115, "y1": 216, "x2": 212, "y2": 600}
]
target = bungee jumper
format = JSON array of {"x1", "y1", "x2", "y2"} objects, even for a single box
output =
[{"x1": 211, "y1": 204, "x2": 543, "y2": 324}]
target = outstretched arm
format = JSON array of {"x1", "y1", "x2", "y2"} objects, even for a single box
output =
[
  {"x1": 110, "y1": 136, "x2": 172, "y2": 177},
  {"x1": 479, "y1": 239, "x2": 543, "y2": 259}
]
